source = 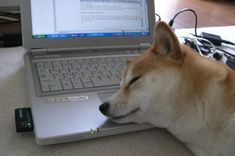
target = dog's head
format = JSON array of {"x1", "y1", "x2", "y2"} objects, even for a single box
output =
[{"x1": 99, "y1": 22, "x2": 185, "y2": 125}]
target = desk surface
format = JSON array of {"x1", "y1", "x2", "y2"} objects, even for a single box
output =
[{"x1": 0, "y1": 26, "x2": 234, "y2": 156}]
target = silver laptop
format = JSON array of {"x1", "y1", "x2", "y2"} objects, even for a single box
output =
[{"x1": 21, "y1": 0, "x2": 155, "y2": 145}]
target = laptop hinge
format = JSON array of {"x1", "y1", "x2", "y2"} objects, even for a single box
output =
[
  {"x1": 139, "y1": 43, "x2": 151, "y2": 48},
  {"x1": 30, "y1": 48, "x2": 48, "y2": 55}
]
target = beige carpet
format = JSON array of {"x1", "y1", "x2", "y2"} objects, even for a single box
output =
[{"x1": 0, "y1": 47, "x2": 193, "y2": 156}]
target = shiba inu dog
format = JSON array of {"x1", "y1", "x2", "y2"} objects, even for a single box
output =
[{"x1": 99, "y1": 21, "x2": 235, "y2": 156}]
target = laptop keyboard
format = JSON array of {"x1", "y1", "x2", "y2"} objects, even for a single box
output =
[{"x1": 36, "y1": 55, "x2": 137, "y2": 93}]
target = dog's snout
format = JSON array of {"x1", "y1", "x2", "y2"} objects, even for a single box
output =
[{"x1": 99, "y1": 102, "x2": 110, "y2": 115}]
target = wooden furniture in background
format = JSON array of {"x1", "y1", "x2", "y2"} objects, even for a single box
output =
[{"x1": 155, "y1": 0, "x2": 235, "y2": 28}]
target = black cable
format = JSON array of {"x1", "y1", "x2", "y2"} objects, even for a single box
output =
[
  {"x1": 216, "y1": 48, "x2": 235, "y2": 57},
  {"x1": 196, "y1": 37, "x2": 235, "y2": 56},
  {"x1": 0, "y1": 11, "x2": 20, "y2": 22},
  {"x1": 169, "y1": 8, "x2": 198, "y2": 36},
  {"x1": 155, "y1": 13, "x2": 161, "y2": 22},
  {"x1": 0, "y1": 12, "x2": 20, "y2": 17},
  {"x1": 0, "y1": 21, "x2": 20, "y2": 25},
  {"x1": 0, "y1": 11, "x2": 20, "y2": 15},
  {"x1": 222, "y1": 40, "x2": 235, "y2": 46}
]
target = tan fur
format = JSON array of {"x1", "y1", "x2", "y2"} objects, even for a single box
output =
[{"x1": 101, "y1": 21, "x2": 235, "y2": 156}]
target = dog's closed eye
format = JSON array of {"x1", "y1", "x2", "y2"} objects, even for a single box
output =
[{"x1": 128, "y1": 76, "x2": 141, "y2": 86}]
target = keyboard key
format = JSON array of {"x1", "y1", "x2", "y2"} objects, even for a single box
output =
[
  {"x1": 61, "y1": 79, "x2": 73, "y2": 90},
  {"x1": 49, "y1": 80, "x2": 63, "y2": 91},
  {"x1": 41, "y1": 84, "x2": 50, "y2": 92},
  {"x1": 81, "y1": 77, "x2": 93, "y2": 88},
  {"x1": 49, "y1": 83, "x2": 63, "y2": 91},
  {"x1": 91, "y1": 77, "x2": 120, "y2": 87},
  {"x1": 71, "y1": 78, "x2": 84, "y2": 89},
  {"x1": 39, "y1": 73, "x2": 53, "y2": 81}
]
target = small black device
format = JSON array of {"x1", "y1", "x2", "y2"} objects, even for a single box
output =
[
  {"x1": 2, "y1": 33, "x2": 22, "y2": 47},
  {"x1": 226, "y1": 57, "x2": 235, "y2": 70},
  {"x1": 15, "y1": 107, "x2": 34, "y2": 133},
  {"x1": 201, "y1": 32, "x2": 222, "y2": 46},
  {"x1": 200, "y1": 32, "x2": 235, "y2": 46},
  {"x1": 213, "y1": 52, "x2": 223, "y2": 61}
]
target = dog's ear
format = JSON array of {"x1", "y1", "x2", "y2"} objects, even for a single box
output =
[{"x1": 152, "y1": 21, "x2": 182, "y2": 59}]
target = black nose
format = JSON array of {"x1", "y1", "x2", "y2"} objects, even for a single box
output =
[{"x1": 99, "y1": 102, "x2": 110, "y2": 115}]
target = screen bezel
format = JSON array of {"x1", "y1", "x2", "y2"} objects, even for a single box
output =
[{"x1": 21, "y1": 0, "x2": 156, "y2": 50}]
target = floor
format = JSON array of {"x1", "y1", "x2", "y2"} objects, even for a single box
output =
[{"x1": 154, "y1": 0, "x2": 235, "y2": 29}]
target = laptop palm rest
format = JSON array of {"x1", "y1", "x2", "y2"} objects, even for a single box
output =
[{"x1": 97, "y1": 91, "x2": 116, "y2": 103}]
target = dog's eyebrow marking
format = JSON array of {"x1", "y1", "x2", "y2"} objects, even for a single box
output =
[
  {"x1": 125, "y1": 67, "x2": 141, "y2": 87},
  {"x1": 128, "y1": 76, "x2": 141, "y2": 86}
]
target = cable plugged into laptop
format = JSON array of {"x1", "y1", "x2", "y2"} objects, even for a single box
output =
[{"x1": 15, "y1": 107, "x2": 34, "y2": 133}]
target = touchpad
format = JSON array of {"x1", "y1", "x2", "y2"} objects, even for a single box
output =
[{"x1": 98, "y1": 91, "x2": 116, "y2": 103}]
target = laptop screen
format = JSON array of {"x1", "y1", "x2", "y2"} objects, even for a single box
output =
[{"x1": 30, "y1": 0, "x2": 150, "y2": 39}]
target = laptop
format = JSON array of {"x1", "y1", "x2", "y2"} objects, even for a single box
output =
[{"x1": 21, "y1": 0, "x2": 155, "y2": 145}]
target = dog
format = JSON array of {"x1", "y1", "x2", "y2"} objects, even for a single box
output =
[{"x1": 99, "y1": 21, "x2": 235, "y2": 156}]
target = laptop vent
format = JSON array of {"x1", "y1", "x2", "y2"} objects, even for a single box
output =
[{"x1": 54, "y1": 135, "x2": 86, "y2": 144}]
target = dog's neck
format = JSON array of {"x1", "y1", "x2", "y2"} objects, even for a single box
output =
[{"x1": 155, "y1": 45, "x2": 235, "y2": 147}]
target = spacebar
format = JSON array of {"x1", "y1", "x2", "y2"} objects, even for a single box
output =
[{"x1": 92, "y1": 79, "x2": 120, "y2": 87}]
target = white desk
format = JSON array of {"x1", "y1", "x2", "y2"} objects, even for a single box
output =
[
  {"x1": 176, "y1": 26, "x2": 235, "y2": 55},
  {"x1": 0, "y1": 26, "x2": 234, "y2": 156}
]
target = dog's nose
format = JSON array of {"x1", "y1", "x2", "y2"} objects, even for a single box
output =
[{"x1": 99, "y1": 102, "x2": 110, "y2": 115}]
